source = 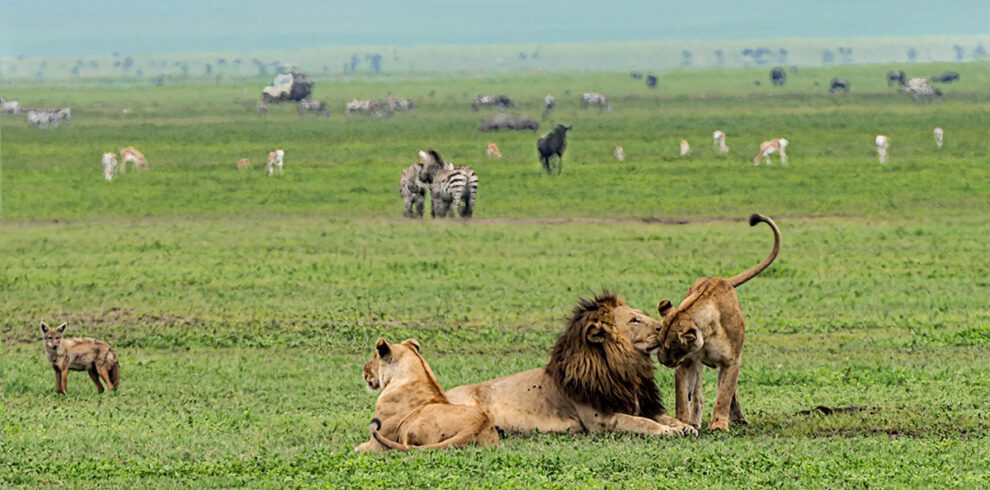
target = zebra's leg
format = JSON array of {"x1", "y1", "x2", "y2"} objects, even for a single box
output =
[
  {"x1": 461, "y1": 193, "x2": 474, "y2": 218},
  {"x1": 414, "y1": 195, "x2": 425, "y2": 218},
  {"x1": 403, "y1": 197, "x2": 414, "y2": 218}
]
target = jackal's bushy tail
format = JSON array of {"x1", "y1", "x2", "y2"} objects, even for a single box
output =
[{"x1": 108, "y1": 352, "x2": 121, "y2": 389}]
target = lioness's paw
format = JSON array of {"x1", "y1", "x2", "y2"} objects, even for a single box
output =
[
  {"x1": 680, "y1": 425, "x2": 699, "y2": 436},
  {"x1": 708, "y1": 421, "x2": 729, "y2": 432}
]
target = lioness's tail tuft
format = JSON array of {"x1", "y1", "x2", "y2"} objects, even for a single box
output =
[
  {"x1": 370, "y1": 418, "x2": 382, "y2": 432},
  {"x1": 729, "y1": 213, "x2": 781, "y2": 288},
  {"x1": 749, "y1": 213, "x2": 767, "y2": 227}
]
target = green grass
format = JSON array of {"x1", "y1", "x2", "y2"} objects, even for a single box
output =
[{"x1": 2, "y1": 64, "x2": 990, "y2": 488}]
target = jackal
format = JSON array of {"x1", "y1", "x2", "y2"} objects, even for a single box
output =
[{"x1": 41, "y1": 322, "x2": 120, "y2": 395}]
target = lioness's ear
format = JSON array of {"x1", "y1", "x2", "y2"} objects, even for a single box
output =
[
  {"x1": 56, "y1": 322, "x2": 67, "y2": 334},
  {"x1": 404, "y1": 339, "x2": 421, "y2": 352},
  {"x1": 680, "y1": 328, "x2": 698, "y2": 343},
  {"x1": 375, "y1": 338, "x2": 391, "y2": 359},
  {"x1": 657, "y1": 300, "x2": 673, "y2": 316},
  {"x1": 585, "y1": 322, "x2": 607, "y2": 344},
  {"x1": 40, "y1": 322, "x2": 49, "y2": 334}
]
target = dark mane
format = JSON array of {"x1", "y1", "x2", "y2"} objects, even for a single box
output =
[{"x1": 545, "y1": 292, "x2": 664, "y2": 417}]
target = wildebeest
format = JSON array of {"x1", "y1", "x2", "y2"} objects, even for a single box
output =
[
  {"x1": 770, "y1": 67, "x2": 787, "y2": 86},
  {"x1": 581, "y1": 92, "x2": 610, "y2": 111},
  {"x1": 537, "y1": 124, "x2": 571, "y2": 175},
  {"x1": 829, "y1": 78, "x2": 851, "y2": 93},
  {"x1": 25, "y1": 108, "x2": 71, "y2": 129},
  {"x1": 543, "y1": 94, "x2": 555, "y2": 116},
  {"x1": 478, "y1": 113, "x2": 539, "y2": 132},
  {"x1": 298, "y1": 98, "x2": 330, "y2": 117},
  {"x1": 261, "y1": 72, "x2": 313, "y2": 103},
  {"x1": 645, "y1": 73, "x2": 658, "y2": 89},
  {"x1": 472, "y1": 95, "x2": 514, "y2": 111},
  {"x1": 630, "y1": 71, "x2": 642, "y2": 79},
  {"x1": 886, "y1": 70, "x2": 907, "y2": 87},
  {"x1": 930, "y1": 71, "x2": 960, "y2": 83}
]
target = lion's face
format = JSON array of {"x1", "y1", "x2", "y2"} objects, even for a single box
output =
[
  {"x1": 607, "y1": 304, "x2": 662, "y2": 354},
  {"x1": 362, "y1": 338, "x2": 421, "y2": 392},
  {"x1": 656, "y1": 301, "x2": 704, "y2": 367}
]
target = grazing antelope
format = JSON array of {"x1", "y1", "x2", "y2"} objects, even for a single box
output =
[
  {"x1": 101, "y1": 152, "x2": 118, "y2": 182},
  {"x1": 712, "y1": 130, "x2": 729, "y2": 155},
  {"x1": 933, "y1": 127, "x2": 944, "y2": 149},
  {"x1": 875, "y1": 135, "x2": 890, "y2": 164},
  {"x1": 265, "y1": 149, "x2": 285, "y2": 176},
  {"x1": 680, "y1": 140, "x2": 691, "y2": 157},
  {"x1": 119, "y1": 147, "x2": 148, "y2": 173},
  {"x1": 236, "y1": 158, "x2": 250, "y2": 170},
  {"x1": 753, "y1": 138, "x2": 789, "y2": 166},
  {"x1": 485, "y1": 143, "x2": 502, "y2": 159},
  {"x1": 613, "y1": 145, "x2": 625, "y2": 162}
]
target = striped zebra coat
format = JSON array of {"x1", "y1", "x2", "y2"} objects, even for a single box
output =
[
  {"x1": 417, "y1": 150, "x2": 478, "y2": 218},
  {"x1": 398, "y1": 163, "x2": 428, "y2": 218}
]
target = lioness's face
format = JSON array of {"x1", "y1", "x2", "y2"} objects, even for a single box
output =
[
  {"x1": 656, "y1": 306, "x2": 704, "y2": 367},
  {"x1": 611, "y1": 305, "x2": 662, "y2": 354},
  {"x1": 362, "y1": 338, "x2": 421, "y2": 392}
]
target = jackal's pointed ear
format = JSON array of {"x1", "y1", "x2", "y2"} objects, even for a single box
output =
[
  {"x1": 40, "y1": 322, "x2": 49, "y2": 334},
  {"x1": 375, "y1": 338, "x2": 391, "y2": 360},
  {"x1": 403, "y1": 339, "x2": 421, "y2": 353},
  {"x1": 56, "y1": 322, "x2": 67, "y2": 333}
]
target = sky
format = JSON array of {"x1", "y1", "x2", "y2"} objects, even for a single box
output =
[{"x1": 1, "y1": 0, "x2": 987, "y2": 56}]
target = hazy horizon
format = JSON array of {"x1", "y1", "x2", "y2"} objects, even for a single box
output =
[{"x1": 2, "y1": 0, "x2": 988, "y2": 57}]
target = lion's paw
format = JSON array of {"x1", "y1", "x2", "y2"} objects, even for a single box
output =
[{"x1": 680, "y1": 425, "x2": 699, "y2": 436}]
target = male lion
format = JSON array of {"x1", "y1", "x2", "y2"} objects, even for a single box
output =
[
  {"x1": 656, "y1": 213, "x2": 780, "y2": 431},
  {"x1": 446, "y1": 293, "x2": 697, "y2": 437},
  {"x1": 355, "y1": 338, "x2": 500, "y2": 452}
]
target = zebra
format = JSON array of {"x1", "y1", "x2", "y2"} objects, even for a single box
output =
[
  {"x1": 543, "y1": 94, "x2": 555, "y2": 117},
  {"x1": 383, "y1": 96, "x2": 416, "y2": 115},
  {"x1": 417, "y1": 150, "x2": 478, "y2": 218},
  {"x1": 472, "y1": 95, "x2": 514, "y2": 111},
  {"x1": 581, "y1": 92, "x2": 610, "y2": 111},
  {"x1": 398, "y1": 162, "x2": 428, "y2": 218},
  {"x1": 26, "y1": 108, "x2": 70, "y2": 129},
  {"x1": 298, "y1": 98, "x2": 330, "y2": 117},
  {"x1": 346, "y1": 99, "x2": 393, "y2": 118}
]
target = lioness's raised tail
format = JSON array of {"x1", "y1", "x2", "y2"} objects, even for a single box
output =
[
  {"x1": 369, "y1": 418, "x2": 483, "y2": 451},
  {"x1": 728, "y1": 213, "x2": 780, "y2": 288}
]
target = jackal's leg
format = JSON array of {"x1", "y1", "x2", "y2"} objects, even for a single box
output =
[
  {"x1": 96, "y1": 365, "x2": 115, "y2": 391},
  {"x1": 88, "y1": 367, "x2": 105, "y2": 393},
  {"x1": 52, "y1": 365, "x2": 65, "y2": 395}
]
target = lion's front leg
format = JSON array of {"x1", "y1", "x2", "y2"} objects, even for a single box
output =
[
  {"x1": 652, "y1": 414, "x2": 699, "y2": 436},
  {"x1": 576, "y1": 406, "x2": 694, "y2": 437},
  {"x1": 675, "y1": 361, "x2": 703, "y2": 428},
  {"x1": 710, "y1": 362, "x2": 740, "y2": 431}
]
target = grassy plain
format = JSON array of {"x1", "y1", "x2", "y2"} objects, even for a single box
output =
[{"x1": 2, "y1": 63, "x2": 990, "y2": 487}]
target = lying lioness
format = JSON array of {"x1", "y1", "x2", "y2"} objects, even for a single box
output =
[
  {"x1": 355, "y1": 338, "x2": 500, "y2": 452},
  {"x1": 656, "y1": 213, "x2": 780, "y2": 431}
]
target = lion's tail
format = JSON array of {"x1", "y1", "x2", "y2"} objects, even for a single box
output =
[
  {"x1": 728, "y1": 213, "x2": 781, "y2": 288},
  {"x1": 369, "y1": 418, "x2": 480, "y2": 451}
]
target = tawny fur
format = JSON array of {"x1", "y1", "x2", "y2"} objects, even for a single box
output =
[
  {"x1": 41, "y1": 322, "x2": 120, "y2": 395},
  {"x1": 119, "y1": 146, "x2": 148, "y2": 173},
  {"x1": 355, "y1": 338, "x2": 499, "y2": 452},
  {"x1": 656, "y1": 213, "x2": 780, "y2": 431},
  {"x1": 753, "y1": 138, "x2": 789, "y2": 166},
  {"x1": 236, "y1": 158, "x2": 250, "y2": 170},
  {"x1": 446, "y1": 293, "x2": 697, "y2": 437},
  {"x1": 485, "y1": 143, "x2": 502, "y2": 159}
]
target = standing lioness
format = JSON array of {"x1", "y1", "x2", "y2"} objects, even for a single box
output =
[
  {"x1": 355, "y1": 338, "x2": 499, "y2": 452},
  {"x1": 656, "y1": 213, "x2": 780, "y2": 431}
]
